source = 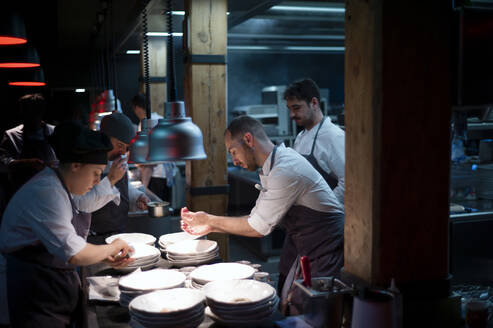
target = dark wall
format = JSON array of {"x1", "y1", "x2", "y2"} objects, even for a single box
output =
[{"x1": 227, "y1": 52, "x2": 345, "y2": 120}]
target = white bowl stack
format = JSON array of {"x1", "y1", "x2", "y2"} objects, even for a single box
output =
[
  {"x1": 105, "y1": 232, "x2": 157, "y2": 246},
  {"x1": 114, "y1": 243, "x2": 161, "y2": 273},
  {"x1": 165, "y1": 239, "x2": 219, "y2": 268},
  {"x1": 118, "y1": 269, "x2": 186, "y2": 308},
  {"x1": 189, "y1": 263, "x2": 255, "y2": 289},
  {"x1": 128, "y1": 288, "x2": 205, "y2": 328},
  {"x1": 157, "y1": 232, "x2": 201, "y2": 253},
  {"x1": 203, "y1": 279, "x2": 279, "y2": 326}
]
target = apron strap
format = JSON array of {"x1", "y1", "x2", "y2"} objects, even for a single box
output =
[{"x1": 310, "y1": 116, "x2": 326, "y2": 155}]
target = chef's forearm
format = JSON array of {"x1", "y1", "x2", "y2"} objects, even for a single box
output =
[
  {"x1": 208, "y1": 215, "x2": 263, "y2": 237},
  {"x1": 68, "y1": 243, "x2": 119, "y2": 266}
]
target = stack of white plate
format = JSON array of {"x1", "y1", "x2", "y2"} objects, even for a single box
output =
[
  {"x1": 189, "y1": 263, "x2": 255, "y2": 289},
  {"x1": 157, "y1": 232, "x2": 201, "y2": 253},
  {"x1": 128, "y1": 288, "x2": 205, "y2": 328},
  {"x1": 203, "y1": 280, "x2": 279, "y2": 326},
  {"x1": 165, "y1": 239, "x2": 219, "y2": 268},
  {"x1": 118, "y1": 269, "x2": 186, "y2": 308},
  {"x1": 115, "y1": 243, "x2": 161, "y2": 273},
  {"x1": 105, "y1": 233, "x2": 157, "y2": 246},
  {"x1": 478, "y1": 164, "x2": 493, "y2": 199}
]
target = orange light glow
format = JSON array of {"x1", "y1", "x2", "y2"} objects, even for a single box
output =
[
  {"x1": 0, "y1": 36, "x2": 27, "y2": 45},
  {"x1": 0, "y1": 63, "x2": 40, "y2": 68},
  {"x1": 8, "y1": 82, "x2": 46, "y2": 86}
]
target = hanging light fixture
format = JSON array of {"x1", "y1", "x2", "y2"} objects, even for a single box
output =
[
  {"x1": 129, "y1": 0, "x2": 157, "y2": 164},
  {"x1": 147, "y1": 0, "x2": 206, "y2": 162},
  {"x1": 0, "y1": 43, "x2": 40, "y2": 68},
  {"x1": 7, "y1": 67, "x2": 45, "y2": 86},
  {"x1": 0, "y1": 9, "x2": 27, "y2": 45}
]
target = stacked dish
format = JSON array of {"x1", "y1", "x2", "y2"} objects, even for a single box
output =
[
  {"x1": 165, "y1": 239, "x2": 219, "y2": 268},
  {"x1": 118, "y1": 269, "x2": 186, "y2": 308},
  {"x1": 157, "y1": 232, "x2": 201, "y2": 253},
  {"x1": 128, "y1": 288, "x2": 205, "y2": 328},
  {"x1": 189, "y1": 263, "x2": 255, "y2": 289},
  {"x1": 203, "y1": 280, "x2": 278, "y2": 326},
  {"x1": 105, "y1": 232, "x2": 156, "y2": 246},
  {"x1": 115, "y1": 243, "x2": 161, "y2": 273}
]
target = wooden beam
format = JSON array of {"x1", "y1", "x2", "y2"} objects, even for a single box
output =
[
  {"x1": 184, "y1": 0, "x2": 229, "y2": 261},
  {"x1": 139, "y1": 37, "x2": 166, "y2": 117}
]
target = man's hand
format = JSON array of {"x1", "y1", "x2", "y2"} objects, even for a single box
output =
[
  {"x1": 107, "y1": 157, "x2": 127, "y2": 186},
  {"x1": 136, "y1": 194, "x2": 150, "y2": 210},
  {"x1": 105, "y1": 238, "x2": 135, "y2": 267},
  {"x1": 180, "y1": 207, "x2": 212, "y2": 235}
]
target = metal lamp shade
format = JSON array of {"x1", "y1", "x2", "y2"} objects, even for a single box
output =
[
  {"x1": 129, "y1": 119, "x2": 159, "y2": 164},
  {"x1": 0, "y1": 10, "x2": 27, "y2": 45},
  {"x1": 0, "y1": 44, "x2": 40, "y2": 68},
  {"x1": 147, "y1": 102, "x2": 207, "y2": 162}
]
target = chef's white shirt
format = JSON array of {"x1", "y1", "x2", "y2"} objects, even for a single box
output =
[
  {"x1": 248, "y1": 144, "x2": 343, "y2": 236},
  {"x1": 0, "y1": 167, "x2": 87, "y2": 261},
  {"x1": 293, "y1": 117, "x2": 345, "y2": 204}
]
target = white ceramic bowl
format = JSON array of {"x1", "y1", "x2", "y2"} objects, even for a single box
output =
[
  {"x1": 202, "y1": 279, "x2": 275, "y2": 305},
  {"x1": 105, "y1": 233, "x2": 156, "y2": 246},
  {"x1": 129, "y1": 288, "x2": 205, "y2": 315},
  {"x1": 118, "y1": 269, "x2": 186, "y2": 291},
  {"x1": 165, "y1": 239, "x2": 218, "y2": 256},
  {"x1": 190, "y1": 263, "x2": 255, "y2": 285}
]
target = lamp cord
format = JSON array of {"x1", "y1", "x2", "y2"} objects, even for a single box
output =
[
  {"x1": 142, "y1": 0, "x2": 151, "y2": 119},
  {"x1": 166, "y1": 0, "x2": 177, "y2": 102}
]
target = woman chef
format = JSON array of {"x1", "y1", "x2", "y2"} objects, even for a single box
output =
[{"x1": 0, "y1": 121, "x2": 134, "y2": 327}]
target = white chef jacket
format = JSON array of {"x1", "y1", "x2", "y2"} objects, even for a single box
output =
[
  {"x1": 248, "y1": 144, "x2": 343, "y2": 236},
  {"x1": 293, "y1": 117, "x2": 345, "y2": 204}
]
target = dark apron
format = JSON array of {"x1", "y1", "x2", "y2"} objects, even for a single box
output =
[
  {"x1": 268, "y1": 146, "x2": 344, "y2": 314},
  {"x1": 302, "y1": 117, "x2": 339, "y2": 190},
  {"x1": 88, "y1": 172, "x2": 129, "y2": 244},
  {"x1": 6, "y1": 168, "x2": 91, "y2": 328},
  {"x1": 11, "y1": 124, "x2": 57, "y2": 192}
]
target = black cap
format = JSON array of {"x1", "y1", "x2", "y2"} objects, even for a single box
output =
[
  {"x1": 100, "y1": 112, "x2": 135, "y2": 144},
  {"x1": 49, "y1": 121, "x2": 113, "y2": 164}
]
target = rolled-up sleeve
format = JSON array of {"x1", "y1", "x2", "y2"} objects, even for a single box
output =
[
  {"x1": 27, "y1": 188, "x2": 87, "y2": 262},
  {"x1": 72, "y1": 176, "x2": 120, "y2": 212},
  {"x1": 248, "y1": 169, "x2": 305, "y2": 236}
]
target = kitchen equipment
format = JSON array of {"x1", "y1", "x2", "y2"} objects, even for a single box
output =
[
  {"x1": 294, "y1": 277, "x2": 353, "y2": 328},
  {"x1": 351, "y1": 288, "x2": 395, "y2": 328},
  {"x1": 147, "y1": 201, "x2": 170, "y2": 217}
]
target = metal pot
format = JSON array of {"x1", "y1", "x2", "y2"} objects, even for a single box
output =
[{"x1": 147, "y1": 201, "x2": 170, "y2": 217}]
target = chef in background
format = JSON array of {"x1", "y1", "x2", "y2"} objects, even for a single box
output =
[
  {"x1": 85, "y1": 112, "x2": 150, "y2": 245},
  {"x1": 0, "y1": 121, "x2": 134, "y2": 327},
  {"x1": 284, "y1": 78, "x2": 345, "y2": 204},
  {"x1": 181, "y1": 115, "x2": 344, "y2": 315}
]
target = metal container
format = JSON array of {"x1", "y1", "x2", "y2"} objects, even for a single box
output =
[
  {"x1": 294, "y1": 277, "x2": 353, "y2": 328},
  {"x1": 147, "y1": 201, "x2": 170, "y2": 217}
]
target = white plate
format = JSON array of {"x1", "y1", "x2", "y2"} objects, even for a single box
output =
[
  {"x1": 158, "y1": 232, "x2": 202, "y2": 247},
  {"x1": 203, "y1": 279, "x2": 275, "y2": 305},
  {"x1": 165, "y1": 239, "x2": 218, "y2": 256},
  {"x1": 190, "y1": 263, "x2": 255, "y2": 285},
  {"x1": 105, "y1": 233, "x2": 156, "y2": 246},
  {"x1": 128, "y1": 244, "x2": 160, "y2": 260},
  {"x1": 118, "y1": 269, "x2": 186, "y2": 291},
  {"x1": 167, "y1": 251, "x2": 218, "y2": 261},
  {"x1": 205, "y1": 306, "x2": 272, "y2": 327},
  {"x1": 129, "y1": 288, "x2": 205, "y2": 315}
]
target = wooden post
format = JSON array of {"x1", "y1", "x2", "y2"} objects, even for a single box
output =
[
  {"x1": 184, "y1": 0, "x2": 229, "y2": 260},
  {"x1": 139, "y1": 37, "x2": 166, "y2": 117},
  {"x1": 345, "y1": 0, "x2": 459, "y2": 326}
]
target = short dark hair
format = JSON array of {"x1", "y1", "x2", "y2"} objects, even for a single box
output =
[
  {"x1": 226, "y1": 115, "x2": 268, "y2": 141},
  {"x1": 131, "y1": 94, "x2": 146, "y2": 109},
  {"x1": 283, "y1": 78, "x2": 320, "y2": 104},
  {"x1": 19, "y1": 93, "x2": 45, "y2": 113}
]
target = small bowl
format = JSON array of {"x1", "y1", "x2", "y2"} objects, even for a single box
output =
[{"x1": 147, "y1": 201, "x2": 170, "y2": 217}]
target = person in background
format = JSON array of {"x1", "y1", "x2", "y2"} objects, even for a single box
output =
[
  {"x1": 181, "y1": 116, "x2": 344, "y2": 315},
  {"x1": 0, "y1": 93, "x2": 57, "y2": 195},
  {"x1": 131, "y1": 94, "x2": 176, "y2": 202},
  {"x1": 86, "y1": 112, "x2": 150, "y2": 244},
  {"x1": 284, "y1": 78, "x2": 345, "y2": 204},
  {"x1": 0, "y1": 121, "x2": 134, "y2": 327}
]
